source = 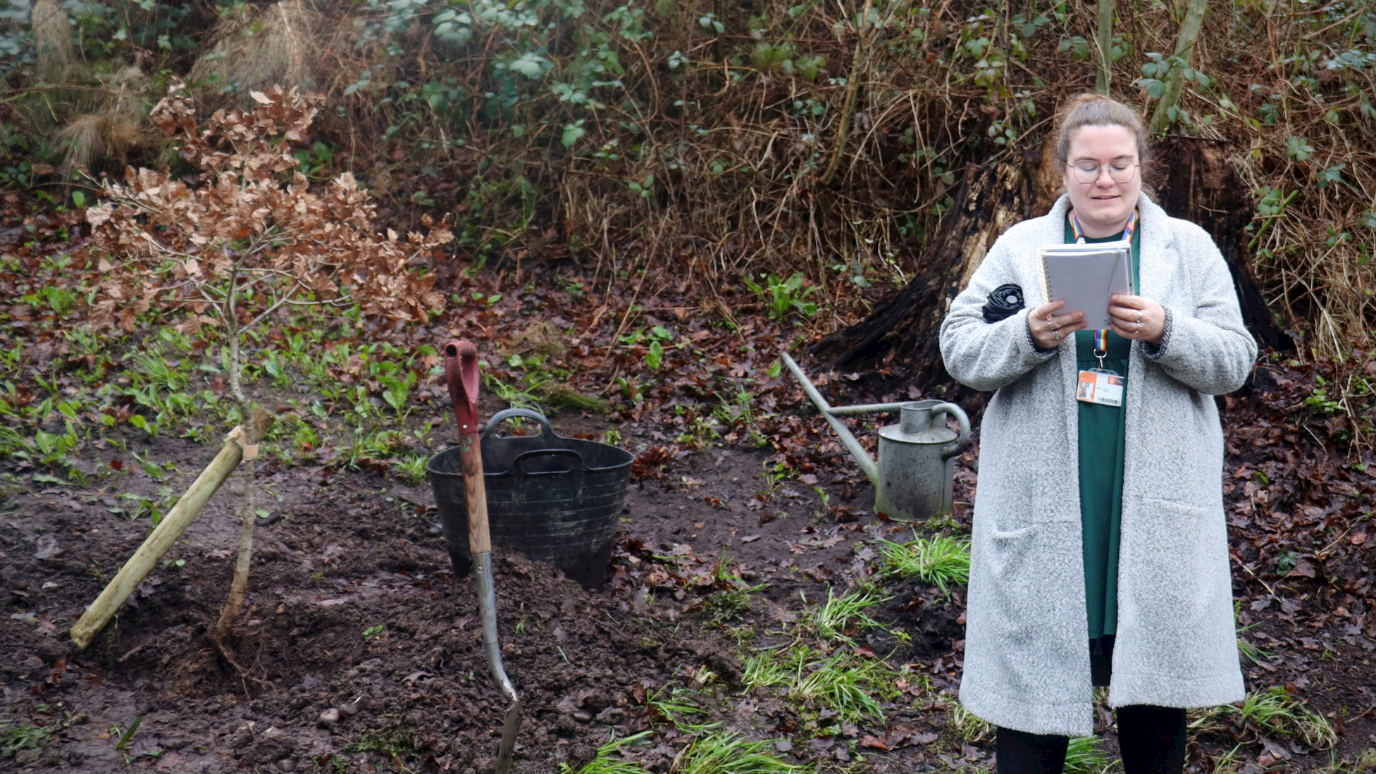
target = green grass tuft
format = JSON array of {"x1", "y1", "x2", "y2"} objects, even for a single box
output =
[
  {"x1": 1190, "y1": 686, "x2": 1338, "y2": 753},
  {"x1": 558, "y1": 731, "x2": 654, "y2": 774},
  {"x1": 1236, "y1": 686, "x2": 1337, "y2": 750},
  {"x1": 1, "y1": 720, "x2": 58, "y2": 759},
  {"x1": 744, "y1": 645, "x2": 899, "y2": 725},
  {"x1": 1063, "y1": 736, "x2": 1119, "y2": 774},
  {"x1": 947, "y1": 700, "x2": 993, "y2": 744},
  {"x1": 878, "y1": 532, "x2": 970, "y2": 594},
  {"x1": 675, "y1": 728, "x2": 811, "y2": 773},
  {"x1": 795, "y1": 586, "x2": 889, "y2": 643},
  {"x1": 394, "y1": 453, "x2": 429, "y2": 485},
  {"x1": 646, "y1": 686, "x2": 707, "y2": 726}
]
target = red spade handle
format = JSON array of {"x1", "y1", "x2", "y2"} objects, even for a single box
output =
[{"x1": 443, "y1": 339, "x2": 481, "y2": 437}]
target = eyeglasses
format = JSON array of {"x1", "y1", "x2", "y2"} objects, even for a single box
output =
[{"x1": 1067, "y1": 160, "x2": 1139, "y2": 184}]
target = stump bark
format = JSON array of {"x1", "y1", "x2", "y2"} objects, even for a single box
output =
[
  {"x1": 810, "y1": 137, "x2": 1286, "y2": 394},
  {"x1": 1146, "y1": 136, "x2": 1291, "y2": 351},
  {"x1": 808, "y1": 160, "x2": 1036, "y2": 391}
]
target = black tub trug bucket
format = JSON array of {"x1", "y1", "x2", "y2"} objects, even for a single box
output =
[{"x1": 427, "y1": 408, "x2": 633, "y2": 588}]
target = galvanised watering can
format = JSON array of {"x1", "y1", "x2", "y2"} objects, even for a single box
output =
[{"x1": 782, "y1": 354, "x2": 971, "y2": 523}]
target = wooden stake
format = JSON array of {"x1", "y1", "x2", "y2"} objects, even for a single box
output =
[{"x1": 69, "y1": 414, "x2": 274, "y2": 651}]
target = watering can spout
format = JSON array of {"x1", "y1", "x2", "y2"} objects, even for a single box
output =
[
  {"x1": 780, "y1": 353, "x2": 880, "y2": 485},
  {"x1": 781, "y1": 352, "x2": 971, "y2": 523}
]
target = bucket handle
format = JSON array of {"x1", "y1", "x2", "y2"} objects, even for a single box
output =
[
  {"x1": 483, "y1": 408, "x2": 557, "y2": 440},
  {"x1": 511, "y1": 448, "x2": 585, "y2": 476}
]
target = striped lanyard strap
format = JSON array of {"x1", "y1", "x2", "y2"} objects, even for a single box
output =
[
  {"x1": 1069, "y1": 209, "x2": 1137, "y2": 245},
  {"x1": 1069, "y1": 210, "x2": 1138, "y2": 366}
]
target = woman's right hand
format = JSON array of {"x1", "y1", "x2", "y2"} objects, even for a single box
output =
[{"x1": 1028, "y1": 300, "x2": 1085, "y2": 349}]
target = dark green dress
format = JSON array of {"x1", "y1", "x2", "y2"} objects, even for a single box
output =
[{"x1": 1065, "y1": 221, "x2": 1141, "y2": 643}]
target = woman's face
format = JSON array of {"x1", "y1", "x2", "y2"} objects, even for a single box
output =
[{"x1": 1062, "y1": 124, "x2": 1142, "y2": 236}]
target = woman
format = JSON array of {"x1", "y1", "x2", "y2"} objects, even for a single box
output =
[{"x1": 939, "y1": 94, "x2": 1256, "y2": 774}]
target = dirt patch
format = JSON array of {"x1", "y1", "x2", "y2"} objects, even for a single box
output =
[
  {"x1": 1, "y1": 437, "x2": 744, "y2": 773},
  {"x1": 4, "y1": 404, "x2": 1376, "y2": 773}
]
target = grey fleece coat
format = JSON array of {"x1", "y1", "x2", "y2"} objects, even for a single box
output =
[{"x1": 939, "y1": 193, "x2": 1256, "y2": 738}]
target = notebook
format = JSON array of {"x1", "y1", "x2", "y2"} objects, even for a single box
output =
[{"x1": 1036, "y1": 241, "x2": 1134, "y2": 330}]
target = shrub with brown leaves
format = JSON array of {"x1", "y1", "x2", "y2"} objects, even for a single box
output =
[{"x1": 84, "y1": 82, "x2": 451, "y2": 399}]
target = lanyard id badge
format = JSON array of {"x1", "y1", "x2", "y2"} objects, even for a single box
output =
[
  {"x1": 1077, "y1": 329, "x2": 1124, "y2": 406},
  {"x1": 1077, "y1": 368, "x2": 1124, "y2": 406}
]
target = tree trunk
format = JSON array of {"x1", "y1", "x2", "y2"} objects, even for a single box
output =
[
  {"x1": 1094, "y1": 0, "x2": 1115, "y2": 94},
  {"x1": 1149, "y1": 0, "x2": 1210, "y2": 134},
  {"x1": 808, "y1": 160, "x2": 1036, "y2": 393},
  {"x1": 1147, "y1": 135, "x2": 1291, "y2": 351},
  {"x1": 214, "y1": 407, "x2": 273, "y2": 641}
]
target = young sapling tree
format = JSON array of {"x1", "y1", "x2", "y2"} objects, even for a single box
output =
[{"x1": 84, "y1": 82, "x2": 451, "y2": 640}]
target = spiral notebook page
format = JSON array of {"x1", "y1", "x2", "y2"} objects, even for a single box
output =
[{"x1": 1036, "y1": 242, "x2": 1133, "y2": 330}]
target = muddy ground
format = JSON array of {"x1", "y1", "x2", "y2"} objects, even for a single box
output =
[{"x1": 3, "y1": 400, "x2": 1376, "y2": 773}]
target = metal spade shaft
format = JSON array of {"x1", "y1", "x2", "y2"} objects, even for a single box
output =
[{"x1": 444, "y1": 340, "x2": 522, "y2": 774}]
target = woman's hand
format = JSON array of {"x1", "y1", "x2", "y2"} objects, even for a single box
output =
[
  {"x1": 1108, "y1": 295, "x2": 1165, "y2": 345},
  {"x1": 1028, "y1": 300, "x2": 1085, "y2": 349}
]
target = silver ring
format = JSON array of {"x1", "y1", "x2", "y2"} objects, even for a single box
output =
[
  {"x1": 1053, "y1": 330, "x2": 1061, "y2": 341},
  {"x1": 1047, "y1": 317, "x2": 1057, "y2": 331},
  {"x1": 1135, "y1": 321, "x2": 1142, "y2": 334},
  {"x1": 1136, "y1": 313, "x2": 1143, "y2": 324}
]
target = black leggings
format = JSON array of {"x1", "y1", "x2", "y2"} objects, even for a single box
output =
[
  {"x1": 995, "y1": 637, "x2": 1186, "y2": 774},
  {"x1": 995, "y1": 705, "x2": 1187, "y2": 774}
]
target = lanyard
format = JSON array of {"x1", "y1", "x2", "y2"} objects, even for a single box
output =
[
  {"x1": 1069, "y1": 209, "x2": 1136, "y2": 244},
  {"x1": 1069, "y1": 210, "x2": 1137, "y2": 368}
]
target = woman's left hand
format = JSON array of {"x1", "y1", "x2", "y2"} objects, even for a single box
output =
[{"x1": 1108, "y1": 295, "x2": 1166, "y2": 345}]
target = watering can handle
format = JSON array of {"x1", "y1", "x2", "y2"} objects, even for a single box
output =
[{"x1": 931, "y1": 402, "x2": 972, "y2": 460}]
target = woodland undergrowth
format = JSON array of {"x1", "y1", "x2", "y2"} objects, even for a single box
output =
[{"x1": 1, "y1": 0, "x2": 1373, "y2": 357}]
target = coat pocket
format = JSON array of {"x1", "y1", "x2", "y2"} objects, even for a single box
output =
[
  {"x1": 1133, "y1": 497, "x2": 1214, "y2": 624},
  {"x1": 983, "y1": 522, "x2": 1045, "y2": 646}
]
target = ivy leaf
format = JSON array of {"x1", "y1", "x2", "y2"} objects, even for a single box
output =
[
  {"x1": 561, "y1": 122, "x2": 586, "y2": 148},
  {"x1": 507, "y1": 52, "x2": 549, "y2": 78},
  {"x1": 1285, "y1": 136, "x2": 1315, "y2": 162},
  {"x1": 1317, "y1": 164, "x2": 1345, "y2": 188}
]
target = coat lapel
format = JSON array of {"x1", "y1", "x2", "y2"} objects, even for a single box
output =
[
  {"x1": 1039, "y1": 196, "x2": 1084, "y2": 514},
  {"x1": 1122, "y1": 193, "x2": 1173, "y2": 520},
  {"x1": 1135, "y1": 193, "x2": 1174, "y2": 302}
]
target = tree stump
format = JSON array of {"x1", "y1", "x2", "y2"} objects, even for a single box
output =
[
  {"x1": 808, "y1": 160, "x2": 1036, "y2": 393},
  {"x1": 1147, "y1": 135, "x2": 1291, "y2": 351}
]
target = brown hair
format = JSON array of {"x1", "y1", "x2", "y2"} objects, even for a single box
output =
[{"x1": 1054, "y1": 94, "x2": 1149, "y2": 167}]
